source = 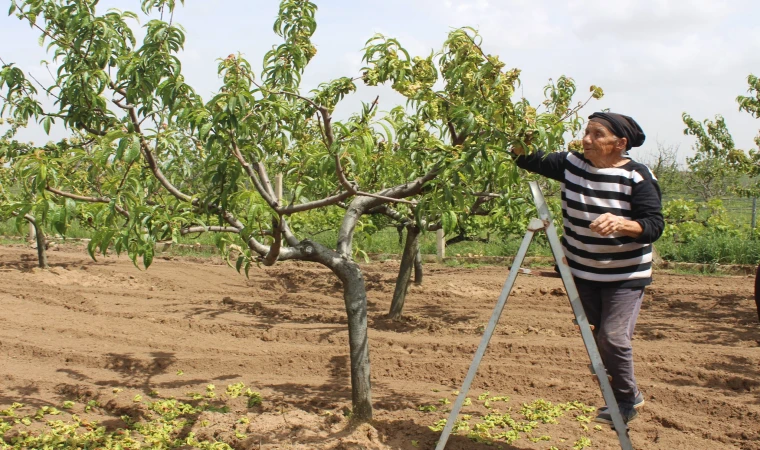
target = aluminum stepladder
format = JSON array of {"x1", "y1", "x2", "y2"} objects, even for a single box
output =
[{"x1": 435, "y1": 181, "x2": 634, "y2": 450}]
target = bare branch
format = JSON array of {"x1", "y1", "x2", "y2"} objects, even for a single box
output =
[
  {"x1": 10, "y1": 210, "x2": 37, "y2": 225},
  {"x1": 112, "y1": 98, "x2": 135, "y2": 110},
  {"x1": 366, "y1": 204, "x2": 407, "y2": 223},
  {"x1": 275, "y1": 90, "x2": 323, "y2": 112},
  {"x1": 279, "y1": 190, "x2": 353, "y2": 214},
  {"x1": 462, "y1": 32, "x2": 489, "y2": 60},
  {"x1": 447, "y1": 120, "x2": 459, "y2": 145},
  {"x1": 229, "y1": 141, "x2": 277, "y2": 207},
  {"x1": 254, "y1": 161, "x2": 278, "y2": 202},
  {"x1": 126, "y1": 107, "x2": 192, "y2": 202},
  {"x1": 336, "y1": 166, "x2": 440, "y2": 257},
  {"x1": 181, "y1": 226, "x2": 239, "y2": 235},
  {"x1": 27, "y1": 71, "x2": 60, "y2": 100},
  {"x1": 46, "y1": 186, "x2": 130, "y2": 219},
  {"x1": 470, "y1": 192, "x2": 501, "y2": 198},
  {"x1": 369, "y1": 165, "x2": 440, "y2": 203},
  {"x1": 356, "y1": 190, "x2": 417, "y2": 205},
  {"x1": 230, "y1": 137, "x2": 354, "y2": 214},
  {"x1": 260, "y1": 217, "x2": 282, "y2": 266},
  {"x1": 280, "y1": 217, "x2": 300, "y2": 247},
  {"x1": 81, "y1": 123, "x2": 107, "y2": 137},
  {"x1": 554, "y1": 93, "x2": 594, "y2": 124}
]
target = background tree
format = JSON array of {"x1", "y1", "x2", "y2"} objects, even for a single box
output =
[
  {"x1": 682, "y1": 113, "x2": 748, "y2": 201},
  {"x1": 733, "y1": 74, "x2": 760, "y2": 197},
  {"x1": 641, "y1": 141, "x2": 686, "y2": 198}
]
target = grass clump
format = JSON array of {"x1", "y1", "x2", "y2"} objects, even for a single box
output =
[
  {"x1": 0, "y1": 383, "x2": 265, "y2": 449},
  {"x1": 427, "y1": 394, "x2": 597, "y2": 447}
]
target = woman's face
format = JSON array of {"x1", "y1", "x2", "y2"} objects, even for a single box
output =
[{"x1": 582, "y1": 121, "x2": 628, "y2": 168}]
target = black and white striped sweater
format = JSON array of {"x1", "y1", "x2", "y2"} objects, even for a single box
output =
[{"x1": 515, "y1": 151, "x2": 664, "y2": 287}]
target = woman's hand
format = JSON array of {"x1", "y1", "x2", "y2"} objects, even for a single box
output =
[{"x1": 590, "y1": 213, "x2": 643, "y2": 238}]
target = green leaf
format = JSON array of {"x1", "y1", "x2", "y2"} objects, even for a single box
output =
[
  {"x1": 103, "y1": 130, "x2": 128, "y2": 145},
  {"x1": 125, "y1": 138, "x2": 140, "y2": 163},
  {"x1": 200, "y1": 122, "x2": 213, "y2": 139},
  {"x1": 100, "y1": 231, "x2": 115, "y2": 255},
  {"x1": 87, "y1": 234, "x2": 99, "y2": 261},
  {"x1": 115, "y1": 138, "x2": 129, "y2": 161},
  {"x1": 442, "y1": 211, "x2": 457, "y2": 235},
  {"x1": 143, "y1": 245, "x2": 154, "y2": 269}
]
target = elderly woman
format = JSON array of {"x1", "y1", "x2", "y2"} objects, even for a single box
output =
[{"x1": 511, "y1": 112, "x2": 664, "y2": 424}]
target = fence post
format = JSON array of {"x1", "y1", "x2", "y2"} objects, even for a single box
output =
[
  {"x1": 275, "y1": 173, "x2": 283, "y2": 204},
  {"x1": 436, "y1": 228, "x2": 445, "y2": 262},
  {"x1": 752, "y1": 197, "x2": 757, "y2": 230}
]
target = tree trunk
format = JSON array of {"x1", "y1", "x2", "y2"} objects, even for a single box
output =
[
  {"x1": 754, "y1": 262, "x2": 760, "y2": 323},
  {"x1": 413, "y1": 245, "x2": 423, "y2": 286},
  {"x1": 389, "y1": 225, "x2": 420, "y2": 319},
  {"x1": 31, "y1": 220, "x2": 48, "y2": 269},
  {"x1": 336, "y1": 259, "x2": 372, "y2": 421},
  {"x1": 298, "y1": 240, "x2": 372, "y2": 421}
]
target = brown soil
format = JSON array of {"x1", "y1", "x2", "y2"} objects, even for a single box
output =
[{"x1": 0, "y1": 244, "x2": 759, "y2": 450}]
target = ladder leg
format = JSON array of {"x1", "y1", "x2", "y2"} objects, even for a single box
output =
[{"x1": 434, "y1": 221, "x2": 540, "y2": 450}]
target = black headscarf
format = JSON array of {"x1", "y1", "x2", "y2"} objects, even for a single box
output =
[{"x1": 588, "y1": 112, "x2": 645, "y2": 150}]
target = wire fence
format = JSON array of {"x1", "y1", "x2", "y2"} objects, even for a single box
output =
[{"x1": 662, "y1": 196, "x2": 759, "y2": 229}]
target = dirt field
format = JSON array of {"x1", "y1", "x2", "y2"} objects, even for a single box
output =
[{"x1": 0, "y1": 244, "x2": 758, "y2": 450}]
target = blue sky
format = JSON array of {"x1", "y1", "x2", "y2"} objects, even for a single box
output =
[{"x1": 2, "y1": 0, "x2": 759, "y2": 166}]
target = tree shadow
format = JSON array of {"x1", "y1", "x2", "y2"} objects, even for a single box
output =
[
  {"x1": 246, "y1": 354, "x2": 517, "y2": 449},
  {"x1": 183, "y1": 294, "x2": 348, "y2": 327},
  {"x1": 372, "y1": 418, "x2": 542, "y2": 450},
  {"x1": 0, "y1": 381, "x2": 62, "y2": 411},
  {"x1": 637, "y1": 291, "x2": 760, "y2": 346},
  {"x1": 0, "y1": 258, "x2": 112, "y2": 273},
  {"x1": 260, "y1": 354, "x2": 430, "y2": 415},
  {"x1": 658, "y1": 353, "x2": 760, "y2": 398},
  {"x1": 368, "y1": 304, "x2": 478, "y2": 334},
  {"x1": 54, "y1": 352, "x2": 240, "y2": 394},
  {"x1": 701, "y1": 354, "x2": 760, "y2": 379}
]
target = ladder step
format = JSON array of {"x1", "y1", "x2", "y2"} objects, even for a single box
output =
[
  {"x1": 572, "y1": 319, "x2": 595, "y2": 331},
  {"x1": 589, "y1": 364, "x2": 613, "y2": 383}
]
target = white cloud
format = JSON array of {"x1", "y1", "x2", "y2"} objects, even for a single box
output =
[
  {"x1": 422, "y1": 0, "x2": 563, "y2": 49},
  {"x1": 568, "y1": 0, "x2": 737, "y2": 40}
]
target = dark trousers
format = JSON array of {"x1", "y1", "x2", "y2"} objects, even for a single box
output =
[{"x1": 575, "y1": 280, "x2": 645, "y2": 406}]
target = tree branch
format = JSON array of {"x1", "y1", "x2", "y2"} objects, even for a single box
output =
[
  {"x1": 229, "y1": 141, "x2": 277, "y2": 207},
  {"x1": 365, "y1": 204, "x2": 407, "y2": 223},
  {"x1": 260, "y1": 217, "x2": 282, "y2": 266},
  {"x1": 554, "y1": 93, "x2": 594, "y2": 124},
  {"x1": 126, "y1": 107, "x2": 192, "y2": 203},
  {"x1": 81, "y1": 123, "x2": 107, "y2": 136},
  {"x1": 181, "y1": 226, "x2": 239, "y2": 235},
  {"x1": 27, "y1": 71, "x2": 60, "y2": 101},
  {"x1": 336, "y1": 166, "x2": 440, "y2": 257},
  {"x1": 254, "y1": 161, "x2": 278, "y2": 203},
  {"x1": 280, "y1": 191, "x2": 353, "y2": 214},
  {"x1": 356, "y1": 190, "x2": 417, "y2": 205},
  {"x1": 46, "y1": 186, "x2": 129, "y2": 219}
]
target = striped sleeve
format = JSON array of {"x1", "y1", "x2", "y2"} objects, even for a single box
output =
[{"x1": 513, "y1": 151, "x2": 568, "y2": 181}]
